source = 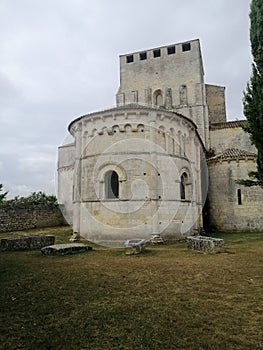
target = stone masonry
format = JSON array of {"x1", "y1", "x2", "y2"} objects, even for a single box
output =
[
  {"x1": 0, "y1": 205, "x2": 67, "y2": 233},
  {"x1": 58, "y1": 38, "x2": 263, "y2": 242}
]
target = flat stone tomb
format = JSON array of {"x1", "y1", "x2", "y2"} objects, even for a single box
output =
[
  {"x1": 0, "y1": 235, "x2": 55, "y2": 251},
  {"x1": 41, "y1": 243, "x2": 92, "y2": 256},
  {"x1": 187, "y1": 235, "x2": 224, "y2": 253},
  {"x1": 124, "y1": 239, "x2": 146, "y2": 255}
]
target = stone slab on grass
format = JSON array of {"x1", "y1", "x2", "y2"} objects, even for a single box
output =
[
  {"x1": 41, "y1": 243, "x2": 92, "y2": 256},
  {"x1": 0, "y1": 235, "x2": 55, "y2": 251},
  {"x1": 187, "y1": 235, "x2": 224, "y2": 253},
  {"x1": 124, "y1": 239, "x2": 146, "y2": 255},
  {"x1": 150, "y1": 234, "x2": 164, "y2": 245}
]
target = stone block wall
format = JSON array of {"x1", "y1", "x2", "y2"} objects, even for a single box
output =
[
  {"x1": 209, "y1": 122, "x2": 256, "y2": 154},
  {"x1": 0, "y1": 205, "x2": 67, "y2": 233},
  {"x1": 0, "y1": 235, "x2": 55, "y2": 251},
  {"x1": 207, "y1": 159, "x2": 263, "y2": 231},
  {"x1": 205, "y1": 84, "x2": 226, "y2": 124}
]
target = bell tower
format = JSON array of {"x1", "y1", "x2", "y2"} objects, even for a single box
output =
[{"x1": 116, "y1": 39, "x2": 210, "y2": 146}]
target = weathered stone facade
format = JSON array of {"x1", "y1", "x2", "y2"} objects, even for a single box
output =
[
  {"x1": 58, "y1": 39, "x2": 263, "y2": 244},
  {"x1": 0, "y1": 205, "x2": 66, "y2": 233},
  {"x1": 207, "y1": 149, "x2": 263, "y2": 231},
  {"x1": 59, "y1": 106, "x2": 205, "y2": 245}
]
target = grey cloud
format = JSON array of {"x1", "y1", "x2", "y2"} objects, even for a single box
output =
[{"x1": 0, "y1": 0, "x2": 252, "y2": 197}]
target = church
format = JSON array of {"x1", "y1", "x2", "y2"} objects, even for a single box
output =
[{"x1": 58, "y1": 39, "x2": 263, "y2": 246}]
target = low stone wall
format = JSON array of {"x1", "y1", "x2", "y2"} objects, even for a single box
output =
[
  {"x1": 0, "y1": 235, "x2": 55, "y2": 251},
  {"x1": 0, "y1": 205, "x2": 67, "y2": 233}
]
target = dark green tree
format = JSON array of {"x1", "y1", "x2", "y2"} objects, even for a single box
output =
[
  {"x1": 10, "y1": 191, "x2": 58, "y2": 206},
  {"x1": 0, "y1": 184, "x2": 8, "y2": 203},
  {"x1": 242, "y1": 0, "x2": 263, "y2": 186}
]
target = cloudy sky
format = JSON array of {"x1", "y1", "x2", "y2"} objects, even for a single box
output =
[{"x1": 0, "y1": 0, "x2": 252, "y2": 198}]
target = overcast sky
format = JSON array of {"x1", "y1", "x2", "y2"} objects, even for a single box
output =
[{"x1": 0, "y1": 0, "x2": 252, "y2": 198}]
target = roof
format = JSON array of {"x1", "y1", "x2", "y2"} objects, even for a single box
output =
[
  {"x1": 208, "y1": 148, "x2": 257, "y2": 163},
  {"x1": 210, "y1": 120, "x2": 247, "y2": 130}
]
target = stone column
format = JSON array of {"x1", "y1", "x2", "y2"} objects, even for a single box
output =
[
  {"x1": 145, "y1": 87, "x2": 152, "y2": 106},
  {"x1": 149, "y1": 113, "x2": 159, "y2": 237},
  {"x1": 165, "y1": 88, "x2": 172, "y2": 109},
  {"x1": 71, "y1": 122, "x2": 82, "y2": 241}
]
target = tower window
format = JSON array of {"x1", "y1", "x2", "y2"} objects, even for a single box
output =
[
  {"x1": 154, "y1": 90, "x2": 163, "y2": 106},
  {"x1": 167, "y1": 46, "x2": 176, "y2": 55},
  {"x1": 126, "y1": 55, "x2": 134, "y2": 63},
  {"x1": 140, "y1": 52, "x2": 147, "y2": 60},
  {"x1": 237, "y1": 189, "x2": 242, "y2": 205},
  {"x1": 105, "y1": 171, "x2": 119, "y2": 199},
  {"x1": 153, "y1": 49, "x2": 161, "y2": 58},
  {"x1": 182, "y1": 42, "x2": 191, "y2": 52}
]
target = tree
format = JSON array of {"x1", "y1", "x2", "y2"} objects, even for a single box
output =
[
  {"x1": 9, "y1": 191, "x2": 58, "y2": 206},
  {"x1": 242, "y1": 0, "x2": 263, "y2": 186},
  {"x1": 1, "y1": 191, "x2": 58, "y2": 207},
  {"x1": 0, "y1": 184, "x2": 8, "y2": 203}
]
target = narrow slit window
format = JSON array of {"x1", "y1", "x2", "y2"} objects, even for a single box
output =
[
  {"x1": 140, "y1": 52, "x2": 147, "y2": 60},
  {"x1": 237, "y1": 189, "x2": 242, "y2": 205},
  {"x1": 167, "y1": 46, "x2": 176, "y2": 55},
  {"x1": 182, "y1": 42, "x2": 191, "y2": 52},
  {"x1": 105, "y1": 171, "x2": 119, "y2": 199},
  {"x1": 153, "y1": 49, "x2": 161, "y2": 58},
  {"x1": 126, "y1": 55, "x2": 134, "y2": 63}
]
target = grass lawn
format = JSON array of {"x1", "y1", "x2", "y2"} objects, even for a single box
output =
[{"x1": 0, "y1": 227, "x2": 262, "y2": 350}]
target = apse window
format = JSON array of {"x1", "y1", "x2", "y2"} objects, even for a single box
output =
[
  {"x1": 182, "y1": 42, "x2": 191, "y2": 52},
  {"x1": 126, "y1": 55, "x2": 134, "y2": 63},
  {"x1": 105, "y1": 171, "x2": 119, "y2": 199},
  {"x1": 237, "y1": 189, "x2": 242, "y2": 205},
  {"x1": 167, "y1": 46, "x2": 176, "y2": 55},
  {"x1": 153, "y1": 49, "x2": 161, "y2": 58},
  {"x1": 140, "y1": 52, "x2": 147, "y2": 60},
  {"x1": 180, "y1": 172, "x2": 188, "y2": 200}
]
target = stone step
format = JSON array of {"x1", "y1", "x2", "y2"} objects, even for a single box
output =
[{"x1": 41, "y1": 243, "x2": 92, "y2": 256}]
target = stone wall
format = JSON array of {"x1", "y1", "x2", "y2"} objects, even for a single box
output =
[
  {"x1": 210, "y1": 122, "x2": 256, "y2": 154},
  {"x1": 207, "y1": 159, "x2": 263, "y2": 231},
  {"x1": 0, "y1": 205, "x2": 67, "y2": 233},
  {"x1": 205, "y1": 84, "x2": 226, "y2": 124},
  {"x1": 0, "y1": 235, "x2": 55, "y2": 251}
]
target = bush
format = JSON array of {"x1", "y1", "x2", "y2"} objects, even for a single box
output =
[{"x1": 1, "y1": 191, "x2": 58, "y2": 208}]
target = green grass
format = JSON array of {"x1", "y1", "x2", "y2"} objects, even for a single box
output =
[{"x1": 0, "y1": 227, "x2": 262, "y2": 350}]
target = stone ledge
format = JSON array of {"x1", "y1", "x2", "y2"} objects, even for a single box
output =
[
  {"x1": 187, "y1": 235, "x2": 224, "y2": 253},
  {"x1": 0, "y1": 235, "x2": 55, "y2": 251},
  {"x1": 41, "y1": 243, "x2": 92, "y2": 256}
]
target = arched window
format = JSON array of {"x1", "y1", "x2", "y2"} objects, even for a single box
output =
[
  {"x1": 153, "y1": 90, "x2": 163, "y2": 106},
  {"x1": 180, "y1": 172, "x2": 188, "y2": 200},
  {"x1": 105, "y1": 171, "x2": 119, "y2": 199},
  {"x1": 156, "y1": 93, "x2": 163, "y2": 106}
]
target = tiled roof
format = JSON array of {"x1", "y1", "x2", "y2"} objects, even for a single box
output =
[
  {"x1": 210, "y1": 120, "x2": 247, "y2": 130},
  {"x1": 208, "y1": 148, "x2": 257, "y2": 162}
]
